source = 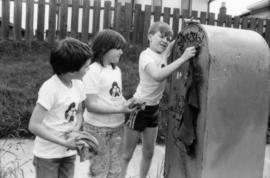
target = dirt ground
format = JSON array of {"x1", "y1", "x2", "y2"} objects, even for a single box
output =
[{"x1": 0, "y1": 139, "x2": 269, "y2": 178}]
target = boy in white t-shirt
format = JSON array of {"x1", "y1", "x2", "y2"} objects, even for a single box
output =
[
  {"x1": 120, "y1": 22, "x2": 196, "y2": 178},
  {"x1": 28, "y1": 37, "x2": 92, "y2": 178}
]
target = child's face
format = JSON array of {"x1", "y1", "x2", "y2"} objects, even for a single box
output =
[
  {"x1": 71, "y1": 59, "x2": 91, "y2": 80},
  {"x1": 148, "y1": 31, "x2": 171, "y2": 54},
  {"x1": 103, "y1": 48, "x2": 123, "y2": 65}
]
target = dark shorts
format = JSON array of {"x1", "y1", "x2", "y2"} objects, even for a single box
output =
[
  {"x1": 33, "y1": 155, "x2": 76, "y2": 178},
  {"x1": 125, "y1": 104, "x2": 159, "y2": 132}
]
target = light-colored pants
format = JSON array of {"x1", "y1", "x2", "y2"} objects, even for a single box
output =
[{"x1": 83, "y1": 123, "x2": 123, "y2": 178}]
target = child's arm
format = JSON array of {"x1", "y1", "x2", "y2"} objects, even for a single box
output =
[
  {"x1": 85, "y1": 94, "x2": 135, "y2": 114},
  {"x1": 28, "y1": 104, "x2": 78, "y2": 149},
  {"x1": 74, "y1": 102, "x2": 84, "y2": 131},
  {"x1": 146, "y1": 46, "x2": 196, "y2": 82}
]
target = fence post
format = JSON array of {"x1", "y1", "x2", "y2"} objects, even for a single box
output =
[
  {"x1": 37, "y1": 0, "x2": 45, "y2": 41},
  {"x1": 2, "y1": 0, "x2": 10, "y2": 40},
  {"x1": 14, "y1": 0, "x2": 22, "y2": 41}
]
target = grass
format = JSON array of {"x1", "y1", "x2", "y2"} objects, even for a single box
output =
[{"x1": 0, "y1": 41, "x2": 168, "y2": 143}]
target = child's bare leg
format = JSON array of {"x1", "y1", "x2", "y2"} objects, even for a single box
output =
[
  {"x1": 140, "y1": 127, "x2": 158, "y2": 178},
  {"x1": 120, "y1": 126, "x2": 140, "y2": 178}
]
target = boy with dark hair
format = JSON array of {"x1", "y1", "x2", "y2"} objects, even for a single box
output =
[{"x1": 28, "y1": 37, "x2": 92, "y2": 178}]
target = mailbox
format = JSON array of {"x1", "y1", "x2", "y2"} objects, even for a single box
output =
[{"x1": 164, "y1": 23, "x2": 270, "y2": 178}]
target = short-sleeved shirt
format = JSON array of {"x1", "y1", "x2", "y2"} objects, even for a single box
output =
[
  {"x1": 133, "y1": 48, "x2": 167, "y2": 105},
  {"x1": 33, "y1": 75, "x2": 86, "y2": 159},
  {"x1": 83, "y1": 62, "x2": 125, "y2": 127}
]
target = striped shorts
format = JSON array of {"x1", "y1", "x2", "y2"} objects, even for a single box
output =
[{"x1": 125, "y1": 104, "x2": 159, "y2": 132}]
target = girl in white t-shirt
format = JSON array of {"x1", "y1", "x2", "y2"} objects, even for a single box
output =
[
  {"x1": 82, "y1": 29, "x2": 135, "y2": 178},
  {"x1": 120, "y1": 22, "x2": 196, "y2": 178},
  {"x1": 28, "y1": 37, "x2": 92, "y2": 178}
]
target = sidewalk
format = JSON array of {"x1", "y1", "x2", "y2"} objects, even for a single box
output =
[
  {"x1": 0, "y1": 139, "x2": 269, "y2": 178},
  {"x1": 0, "y1": 139, "x2": 164, "y2": 178}
]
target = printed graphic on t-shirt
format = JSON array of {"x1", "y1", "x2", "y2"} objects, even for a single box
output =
[
  {"x1": 65, "y1": 102, "x2": 77, "y2": 122},
  {"x1": 109, "y1": 81, "x2": 121, "y2": 97}
]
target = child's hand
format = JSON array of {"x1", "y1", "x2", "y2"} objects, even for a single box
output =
[
  {"x1": 127, "y1": 98, "x2": 146, "y2": 111},
  {"x1": 63, "y1": 132, "x2": 87, "y2": 150},
  {"x1": 162, "y1": 40, "x2": 175, "y2": 58},
  {"x1": 121, "y1": 98, "x2": 138, "y2": 113},
  {"x1": 181, "y1": 46, "x2": 196, "y2": 61}
]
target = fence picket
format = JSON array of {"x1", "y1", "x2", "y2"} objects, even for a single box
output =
[
  {"x1": 217, "y1": 13, "x2": 226, "y2": 26},
  {"x1": 249, "y1": 18, "x2": 256, "y2": 31},
  {"x1": 154, "y1": 6, "x2": 161, "y2": 22},
  {"x1": 200, "y1": 11, "x2": 207, "y2": 24},
  {"x1": 92, "y1": 0, "x2": 101, "y2": 36},
  {"x1": 208, "y1": 13, "x2": 215, "y2": 25},
  {"x1": 257, "y1": 19, "x2": 264, "y2": 35},
  {"x1": 81, "y1": 0, "x2": 90, "y2": 42},
  {"x1": 59, "y1": 0, "x2": 68, "y2": 39},
  {"x1": 48, "y1": 0, "x2": 57, "y2": 45},
  {"x1": 143, "y1": 5, "x2": 152, "y2": 47},
  {"x1": 172, "y1": 8, "x2": 180, "y2": 39},
  {"x1": 2, "y1": 0, "x2": 10, "y2": 40},
  {"x1": 14, "y1": 0, "x2": 22, "y2": 41},
  {"x1": 265, "y1": 20, "x2": 270, "y2": 47},
  {"x1": 163, "y1": 7, "x2": 171, "y2": 24},
  {"x1": 71, "y1": 0, "x2": 79, "y2": 38},
  {"x1": 225, "y1": 15, "x2": 232, "y2": 27},
  {"x1": 124, "y1": 3, "x2": 132, "y2": 41},
  {"x1": 114, "y1": 2, "x2": 122, "y2": 32},
  {"x1": 26, "y1": 0, "x2": 34, "y2": 43},
  {"x1": 242, "y1": 17, "x2": 249, "y2": 29},
  {"x1": 132, "y1": 4, "x2": 141, "y2": 44},
  {"x1": 233, "y1": 16, "x2": 240, "y2": 28},
  {"x1": 103, "y1": 1, "x2": 111, "y2": 29}
]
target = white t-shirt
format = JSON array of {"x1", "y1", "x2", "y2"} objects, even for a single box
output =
[
  {"x1": 83, "y1": 62, "x2": 125, "y2": 127},
  {"x1": 33, "y1": 75, "x2": 86, "y2": 159},
  {"x1": 133, "y1": 48, "x2": 167, "y2": 105}
]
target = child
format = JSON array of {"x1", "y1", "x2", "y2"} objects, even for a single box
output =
[
  {"x1": 120, "y1": 22, "x2": 196, "y2": 178},
  {"x1": 82, "y1": 29, "x2": 135, "y2": 178},
  {"x1": 28, "y1": 37, "x2": 92, "y2": 178}
]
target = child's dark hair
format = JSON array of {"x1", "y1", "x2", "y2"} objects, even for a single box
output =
[
  {"x1": 50, "y1": 37, "x2": 92, "y2": 75},
  {"x1": 148, "y1": 21, "x2": 173, "y2": 38},
  {"x1": 91, "y1": 29, "x2": 126, "y2": 69}
]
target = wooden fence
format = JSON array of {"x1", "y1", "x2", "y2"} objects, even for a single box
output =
[{"x1": 1, "y1": 0, "x2": 270, "y2": 47}]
